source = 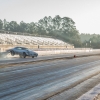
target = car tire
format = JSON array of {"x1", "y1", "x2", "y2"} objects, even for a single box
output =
[
  {"x1": 10, "y1": 51, "x2": 15, "y2": 56},
  {"x1": 23, "y1": 52, "x2": 26, "y2": 58},
  {"x1": 35, "y1": 54, "x2": 38, "y2": 57},
  {"x1": 32, "y1": 56, "x2": 34, "y2": 58}
]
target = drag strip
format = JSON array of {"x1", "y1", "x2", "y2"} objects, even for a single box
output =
[{"x1": 0, "y1": 56, "x2": 100, "y2": 100}]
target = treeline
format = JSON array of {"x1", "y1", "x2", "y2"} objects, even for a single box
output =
[
  {"x1": 0, "y1": 15, "x2": 81, "y2": 47},
  {"x1": 80, "y1": 33, "x2": 100, "y2": 49},
  {"x1": 0, "y1": 15, "x2": 100, "y2": 48}
]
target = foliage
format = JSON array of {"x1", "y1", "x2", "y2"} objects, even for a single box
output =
[
  {"x1": 80, "y1": 33, "x2": 95, "y2": 42},
  {"x1": 0, "y1": 16, "x2": 93, "y2": 48},
  {"x1": 0, "y1": 19, "x2": 3, "y2": 29},
  {"x1": 80, "y1": 33, "x2": 100, "y2": 48}
]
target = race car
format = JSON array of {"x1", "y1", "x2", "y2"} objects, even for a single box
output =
[{"x1": 6, "y1": 47, "x2": 38, "y2": 58}]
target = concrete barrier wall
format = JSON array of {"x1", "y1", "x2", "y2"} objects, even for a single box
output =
[{"x1": 36, "y1": 49, "x2": 93, "y2": 56}]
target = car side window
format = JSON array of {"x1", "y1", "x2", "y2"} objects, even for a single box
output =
[
  {"x1": 20, "y1": 48, "x2": 27, "y2": 50},
  {"x1": 17, "y1": 47, "x2": 22, "y2": 50}
]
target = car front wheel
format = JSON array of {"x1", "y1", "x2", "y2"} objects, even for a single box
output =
[
  {"x1": 32, "y1": 56, "x2": 34, "y2": 58},
  {"x1": 35, "y1": 54, "x2": 38, "y2": 57}
]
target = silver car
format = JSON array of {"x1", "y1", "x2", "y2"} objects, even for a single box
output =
[{"x1": 6, "y1": 47, "x2": 38, "y2": 58}]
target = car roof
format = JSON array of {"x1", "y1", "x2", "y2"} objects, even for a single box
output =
[{"x1": 14, "y1": 47, "x2": 28, "y2": 49}]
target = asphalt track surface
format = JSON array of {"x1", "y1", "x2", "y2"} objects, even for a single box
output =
[{"x1": 0, "y1": 54, "x2": 100, "y2": 100}]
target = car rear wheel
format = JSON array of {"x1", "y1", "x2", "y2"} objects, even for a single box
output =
[
  {"x1": 23, "y1": 52, "x2": 26, "y2": 58},
  {"x1": 10, "y1": 51, "x2": 15, "y2": 56}
]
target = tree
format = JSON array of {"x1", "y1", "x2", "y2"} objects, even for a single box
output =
[
  {"x1": 52, "y1": 15, "x2": 61, "y2": 30},
  {"x1": 19, "y1": 21, "x2": 28, "y2": 32},
  {"x1": 27, "y1": 22, "x2": 37, "y2": 34},
  {"x1": 9, "y1": 21, "x2": 19, "y2": 32},
  {"x1": 0, "y1": 19, "x2": 3, "y2": 30}
]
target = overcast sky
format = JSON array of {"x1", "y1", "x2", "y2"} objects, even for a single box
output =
[{"x1": 0, "y1": 0, "x2": 100, "y2": 34}]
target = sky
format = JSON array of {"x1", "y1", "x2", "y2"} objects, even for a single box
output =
[{"x1": 0, "y1": 0, "x2": 100, "y2": 34}]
